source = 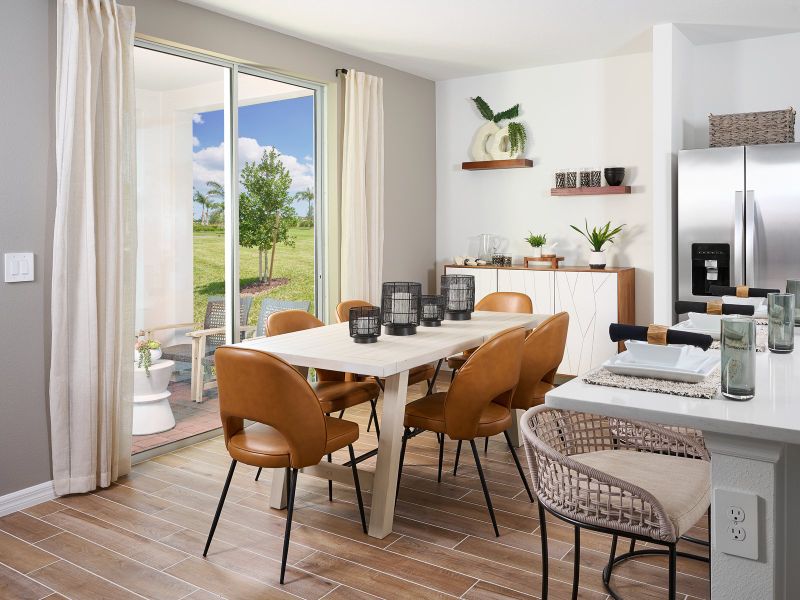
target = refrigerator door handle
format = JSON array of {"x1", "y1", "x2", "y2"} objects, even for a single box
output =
[
  {"x1": 745, "y1": 190, "x2": 756, "y2": 285},
  {"x1": 733, "y1": 191, "x2": 745, "y2": 286}
]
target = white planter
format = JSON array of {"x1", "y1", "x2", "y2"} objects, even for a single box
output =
[
  {"x1": 589, "y1": 250, "x2": 607, "y2": 269},
  {"x1": 485, "y1": 125, "x2": 521, "y2": 160},
  {"x1": 135, "y1": 348, "x2": 161, "y2": 365},
  {"x1": 469, "y1": 121, "x2": 500, "y2": 161},
  {"x1": 529, "y1": 246, "x2": 543, "y2": 258}
]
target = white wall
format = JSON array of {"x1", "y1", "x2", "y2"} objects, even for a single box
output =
[{"x1": 436, "y1": 53, "x2": 654, "y2": 324}]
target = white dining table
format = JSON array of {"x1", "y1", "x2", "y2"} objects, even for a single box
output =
[
  {"x1": 545, "y1": 333, "x2": 800, "y2": 600},
  {"x1": 236, "y1": 310, "x2": 546, "y2": 538}
]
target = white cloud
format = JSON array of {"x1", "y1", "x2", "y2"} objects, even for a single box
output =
[
  {"x1": 192, "y1": 113, "x2": 204, "y2": 124},
  {"x1": 192, "y1": 136, "x2": 200, "y2": 147},
  {"x1": 192, "y1": 137, "x2": 315, "y2": 196}
]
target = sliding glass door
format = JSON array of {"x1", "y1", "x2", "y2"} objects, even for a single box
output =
[{"x1": 132, "y1": 43, "x2": 323, "y2": 456}]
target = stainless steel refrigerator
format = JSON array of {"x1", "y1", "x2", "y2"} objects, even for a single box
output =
[{"x1": 678, "y1": 142, "x2": 800, "y2": 302}]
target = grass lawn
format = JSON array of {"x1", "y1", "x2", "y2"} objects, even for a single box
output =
[{"x1": 193, "y1": 226, "x2": 315, "y2": 324}]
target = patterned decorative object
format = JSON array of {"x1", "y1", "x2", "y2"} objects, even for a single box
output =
[
  {"x1": 589, "y1": 169, "x2": 602, "y2": 187},
  {"x1": 554, "y1": 170, "x2": 566, "y2": 188},
  {"x1": 349, "y1": 305, "x2": 381, "y2": 343},
  {"x1": 709, "y1": 107, "x2": 795, "y2": 147},
  {"x1": 491, "y1": 254, "x2": 512, "y2": 266},
  {"x1": 381, "y1": 282, "x2": 421, "y2": 335},
  {"x1": 583, "y1": 366, "x2": 720, "y2": 399},
  {"x1": 579, "y1": 170, "x2": 591, "y2": 187},
  {"x1": 441, "y1": 274, "x2": 475, "y2": 321},
  {"x1": 420, "y1": 295, "x2": 445, "y2": 327},
  {"x1": 565, "y1": 171, "x2": 577, "y2": 188}
]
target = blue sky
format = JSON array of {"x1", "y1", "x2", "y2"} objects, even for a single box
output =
[{"x1": 192, "y1": 95, "x2": 314, "y2": 216}]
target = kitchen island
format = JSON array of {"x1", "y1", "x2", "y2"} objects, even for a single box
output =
[{"x1": 545, "y1": 333, "x2": 800, "y2": 599}]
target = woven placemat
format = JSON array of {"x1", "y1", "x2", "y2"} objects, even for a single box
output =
[
  {"x1": 709, "y1": 322, "x2": 768, "y2": 352},
  {"x1": 583, "y1": 367, "x2": 721, "y2": 399}
]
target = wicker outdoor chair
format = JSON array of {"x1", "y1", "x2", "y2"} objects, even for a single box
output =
[{"x1": 521, "y1": 406, "x2": 710, "y2": 600}]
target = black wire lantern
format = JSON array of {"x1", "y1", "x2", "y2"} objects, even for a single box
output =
[
  {"x1": 349, "y1": 305, "x2": 381, "y2": 343},
  {"x1": 441, "y1": 274, "x2": 475, "y2": 320},
  {"x1": 421, "y1": 294, "x2": 445, "y2": 327},
  {"x1": 381, "y1": 282, "x2": 421, "y2": 335}
]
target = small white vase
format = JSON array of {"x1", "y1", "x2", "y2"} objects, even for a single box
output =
[
  {"x1": 135, "y1": 348, "x2": 162, "y2": 365},
  {"x1": 469, "y1": 121, "x2": 500, "y2": 161},
  {"x1": 485, "y1": 125, "x2": 521, "y2": 160},
  {"x1": 589, "y1": 250, "x2": 607, "y2": 269},
  {"x1": 530, "y1": 246, "x2": 542, "y2": 258}
]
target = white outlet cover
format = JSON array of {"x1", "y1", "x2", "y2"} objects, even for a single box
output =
[
  {"x1": 4, "y1": 252, "x2": 34, "y2": 283},
  {"x1": 714, "y1": 488, "x2": 759, "y2": 560}
]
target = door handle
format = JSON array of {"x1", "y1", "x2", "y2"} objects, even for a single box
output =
[
  {"x1": 733, "y1": 191, "x2": 744, "y2": 286},
  {"x1": 745, "y1": 190, "x2": 755, "y2": 285}
]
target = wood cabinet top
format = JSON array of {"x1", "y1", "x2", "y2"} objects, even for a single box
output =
[{"x1": 444, "y1": 264, "x2": 635, "y2": 274}]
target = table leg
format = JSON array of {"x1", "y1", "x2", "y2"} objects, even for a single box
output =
[
  {"x1": 368, "y1": 369, "x2": 409, "y2": 538},
  {"x1": 505, "y1": 408, "x2": 523, "y2": 448},
  {"x1": 269, "y1": 468, "x2": 288, "y2": 509}
]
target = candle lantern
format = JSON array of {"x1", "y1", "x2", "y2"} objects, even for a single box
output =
[
  {"x1": 381, "y1": 282, "x2": 421, "y2": 335},
  {"x1": 441, "y1": 274, "x2": 475, "y2": 320},
  {"x1": 421, "y1": 295, "x2": 445, "y2": 327},
  {"x1": 349, "y1": 305, "x2": 381, "y2": 344}
]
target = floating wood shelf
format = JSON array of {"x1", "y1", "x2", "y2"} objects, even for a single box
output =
[
  {"x1": 551, "y1": 186, "x2": 631, "y2": 196},
  {"x1": 462, "y1": 159, "x2": 533, "y2": 170}
]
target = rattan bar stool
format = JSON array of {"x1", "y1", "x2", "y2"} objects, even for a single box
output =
[{"x1": 521, "y1": 406, "x2": 711, "y2": 600}]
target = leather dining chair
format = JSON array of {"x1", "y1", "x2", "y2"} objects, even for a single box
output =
[
  {"x1": 396, "y1": 327, "x2": 528, "y2": 536},
  {"x1": 254, "y1": 310, "x2": 381, "y2": 500},
  {"x1": 336, "y1": 299, "x2": 438, "y2": 433},
  {"x1": 452, "y1": 311, "x2": 569, "y2": 476},
  {"x1": 204, "y1": 347, "x2": 367, "y2": 584}
]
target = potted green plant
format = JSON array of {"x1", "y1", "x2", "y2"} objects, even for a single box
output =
[
  {"x1": 570, "y1": 219, "x2": 624, "y2": 269},
  {"x1": 524, "y1": 232, "x2": 547, "y2": 258},
  {"x1": 136, "y1": 338, "x2": 162, "y2": 376}
]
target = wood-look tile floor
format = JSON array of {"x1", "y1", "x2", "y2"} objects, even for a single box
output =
[{"x1": 0, "y1": 380, "x2": 710, "y2": 599}]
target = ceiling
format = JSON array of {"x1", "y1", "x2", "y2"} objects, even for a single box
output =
[{"x1": 175, "y1": 0, "x2": 800, "y2": 81}]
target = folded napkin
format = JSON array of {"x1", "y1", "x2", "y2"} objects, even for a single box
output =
[
  {"x1": 709, "y1": 285, "x2": 779, "y2": 298},
  {"x1": 674, "y1": 300, "x2": 754, "y2": 316},
  {"x1": 609, "y1": 323, "x2": 713, "y2": 351}
]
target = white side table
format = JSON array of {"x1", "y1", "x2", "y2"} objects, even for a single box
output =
[{"x1": 133, "y1": 359, "x2": 176, "y2": 435}]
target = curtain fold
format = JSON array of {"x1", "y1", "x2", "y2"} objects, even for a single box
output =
[
  {"x1": 341, "y1": 70, "x2": 385, "y2": 304},
  {"x1": 50, "y1": 0, "x2": 137, "y2": 495}
]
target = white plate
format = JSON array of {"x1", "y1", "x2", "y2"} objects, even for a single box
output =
[
  {"x1": 603, "y1": 350, "x2": 719, "y2": 383},
  {"x1": 670, "y1": 319, "x2": 720, "y2": 341},
  {"x1": 687, "y1": 312, "x2": 722, "y2": 332},
  {"x1": 624, "y1": 340, "x2": 688, "y2": 367}
]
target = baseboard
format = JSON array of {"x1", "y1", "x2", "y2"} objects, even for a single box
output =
[{"x1": 0, "y1": 481, "x2": 56, "y2": 517}]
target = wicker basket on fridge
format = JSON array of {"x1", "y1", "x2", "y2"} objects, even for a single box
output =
[{"x1": 709, "y1": 107, "x2": 795, "y2": 147}]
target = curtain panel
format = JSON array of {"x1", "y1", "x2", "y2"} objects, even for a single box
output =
[
  {"x1": 340, "y1": 70, "x2": 385, "y2": 304},
  {"x1": 50, "y1": 0, "x2": 137, "y2": 495}
]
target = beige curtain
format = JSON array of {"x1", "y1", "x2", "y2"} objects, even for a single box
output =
[
  {"x1": 50, "y1": 0, "x2": 137, "y2": 495},
  {"x1": 341, "y1": 70, "x2": 384, "y2": 304}
]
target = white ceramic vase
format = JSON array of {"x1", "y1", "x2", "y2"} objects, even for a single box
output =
[
  {"x1": 469, "y1": 121, "x2": 500, "y2": 161},
  {"x1": 485, "y1": 125, "x2": 520, "y2": 160},
  {"x1": 135, "y1": 347, "x2": 162, "y2": 365},
  {"x1": 589, "y1": 250, "x2": 607, "y2": 269},
  {"x1": 530, "y1": 246, "x2": 542, "y2": 258}
]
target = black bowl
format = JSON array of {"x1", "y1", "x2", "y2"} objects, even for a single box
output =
[{"x1": 604, "y1": 167, "x2": 625, "y2": 186}]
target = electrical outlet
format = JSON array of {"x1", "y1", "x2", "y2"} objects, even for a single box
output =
[{"x1": 714, "y1": 489, "x2": 758, "y2": 560}]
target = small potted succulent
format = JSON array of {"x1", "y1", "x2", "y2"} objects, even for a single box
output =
[
  {"x1": 136, "y1": 337, "x2": 162, "y2": 376},
  {"x1": 524, "y1": 232, "x2": 547, "y2": 258},
  {"x1": 570, "y1": 219, "x2": 625, "y2": 269}
]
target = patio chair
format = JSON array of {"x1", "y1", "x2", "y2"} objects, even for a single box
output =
[{"x1": 142, "y1": 295, "x2": 254, "y2": 403}]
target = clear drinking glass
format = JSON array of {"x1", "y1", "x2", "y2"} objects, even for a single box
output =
[
  {"x1": 720, "y1": 316, "x2": 756, "y2": 400},
  {"x1": 767, "y1": 293, "x2": 795, "y2": 353},
  {"x1": 786, "y1": 279, "x2": 800, "y2": 325}
]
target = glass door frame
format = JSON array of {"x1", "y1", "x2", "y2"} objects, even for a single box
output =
[{"x1": 134, "y1": 38, "x2": 327, "y2": 344}]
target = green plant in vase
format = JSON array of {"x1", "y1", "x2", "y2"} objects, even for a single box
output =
[
  {"x1": 136, "y1": 338, "x2": 162, "y2": 376},
  {"x1": 525, "y1": 232, "x2": 547, "y2": 257},
  {"x1": 470, "y1": 96, "x2": 527, "y2": 159},
  {"x1": 570, "y1": 219, "x2": 624, "y2": 269}
]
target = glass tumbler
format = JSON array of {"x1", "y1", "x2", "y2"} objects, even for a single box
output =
[
  {"x1": 767, "y1": 293, "x2": 795, "y2": 353},
  {"x1": 720, "y1": 316, "x2": 756, "y2": 400},
  {"x1": 787, "y1": 279, "x2": 800, "y2": 325}
]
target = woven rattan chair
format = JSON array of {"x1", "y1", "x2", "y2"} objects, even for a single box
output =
[{"x1": 521, "y1": 406, "x2": 711, "y2": 600}]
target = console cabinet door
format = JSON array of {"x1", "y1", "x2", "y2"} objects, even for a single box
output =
[
  {"x1": 445, "y1": 267, "x2": 497, "y2": 305},
  {"x1": 496, "y1": 269, "x2": 555, "y2": 314},
  {"x1": 555, "y1": 271, "x2": 619, "y2": 375}
]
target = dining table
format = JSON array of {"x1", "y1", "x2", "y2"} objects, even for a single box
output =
[
  {"x1": 236, "y1": 310, "x2": 546, "y2": 538},
  {"x1": 544, "y1": 330, "x2": 800, "y2": 600}
]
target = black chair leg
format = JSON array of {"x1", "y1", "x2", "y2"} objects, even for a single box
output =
[
  {"x1": 369, "y1": 398, "x2": 381, "y2": 439},
  {"x1": 327, "y1": 453, "x2": 333, "y2": 501},
  {"x1": 348, "y1": 445, "x2": 367, "y2": 533},
  {"x1": 426, "y1": 359, "x2": 443, "y2": 395},
  {"x1": 606, "y1": 533, "x2": 618, "y2": 581},
  {"x1": 629, "y1": 538, "x2": 636, "y2": 554},
  {"x1": 437, "y1": 433, "x2": 445, "y2": 483},
  {"x1": 453, "y1": 440, "x2": 462, "y2": 476},
  {"x1": 668, "y1": 543, "x2": 677, "y2": 600},
  {"x1": 395, "y1": 428, "x2": 409, "y2": 502},
  {"x1": 254, "y1": 467, "x2": 262, "y2": 481},
  {"x1": 279, "y1": 467, "x2": 298, "y2": 584},
  {"x1": 484, "y1": 436, "x2": 489, "y2": 454},
  {"x1": 204, "y1": 459, "x2": 237, "y2": 557},
  {"x1": 538, "y1": 500, "x2": 549, "y2": 600},
  {"x1": 469, "y1": 439, "x2": 499, "y2": 537},
  {"x1": 572, "y1": 526, "x2": 580, "y2": 600},
  {"x1": 503, "y1": 430, "x2": 534, "y2": 502},
  {"x1": 450, "y1": 368, "x2": 457, "y2": 383},
  {"x1": 338, "y1": 409, "x2": 345, "y2": 418}
]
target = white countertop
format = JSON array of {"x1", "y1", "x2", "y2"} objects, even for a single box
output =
[{"x1": 546, "y1": 333, "x2": 800, "y2": 444}]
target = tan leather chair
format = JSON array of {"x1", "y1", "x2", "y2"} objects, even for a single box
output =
[
  {"x1": 452, "y1": 311, "x2": 569, "y2": 476},
  {"x1": 396, "y1": 327, "x2": 528, "y2": 536},
  {"x1": 336, "y1": 300, "x2": 439, "y2": 432},
  {"x1": 204, "y1": 347, "x2": 367, "y2": 584}
]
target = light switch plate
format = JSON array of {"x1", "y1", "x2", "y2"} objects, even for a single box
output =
[
  {"x1": 4, "y1": 252, "x2": 34, "y2": 283},
  {"x1": 714, "y1": 488, "x2": 759, "y2": 560}
]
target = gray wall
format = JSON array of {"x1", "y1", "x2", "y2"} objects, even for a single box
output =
[
  {"x1": 0, "y1": 0, "x2": 436, "y2": 497},
  {"x1": 0, "y1": 0, "x2": 54, "y2": 496}
]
